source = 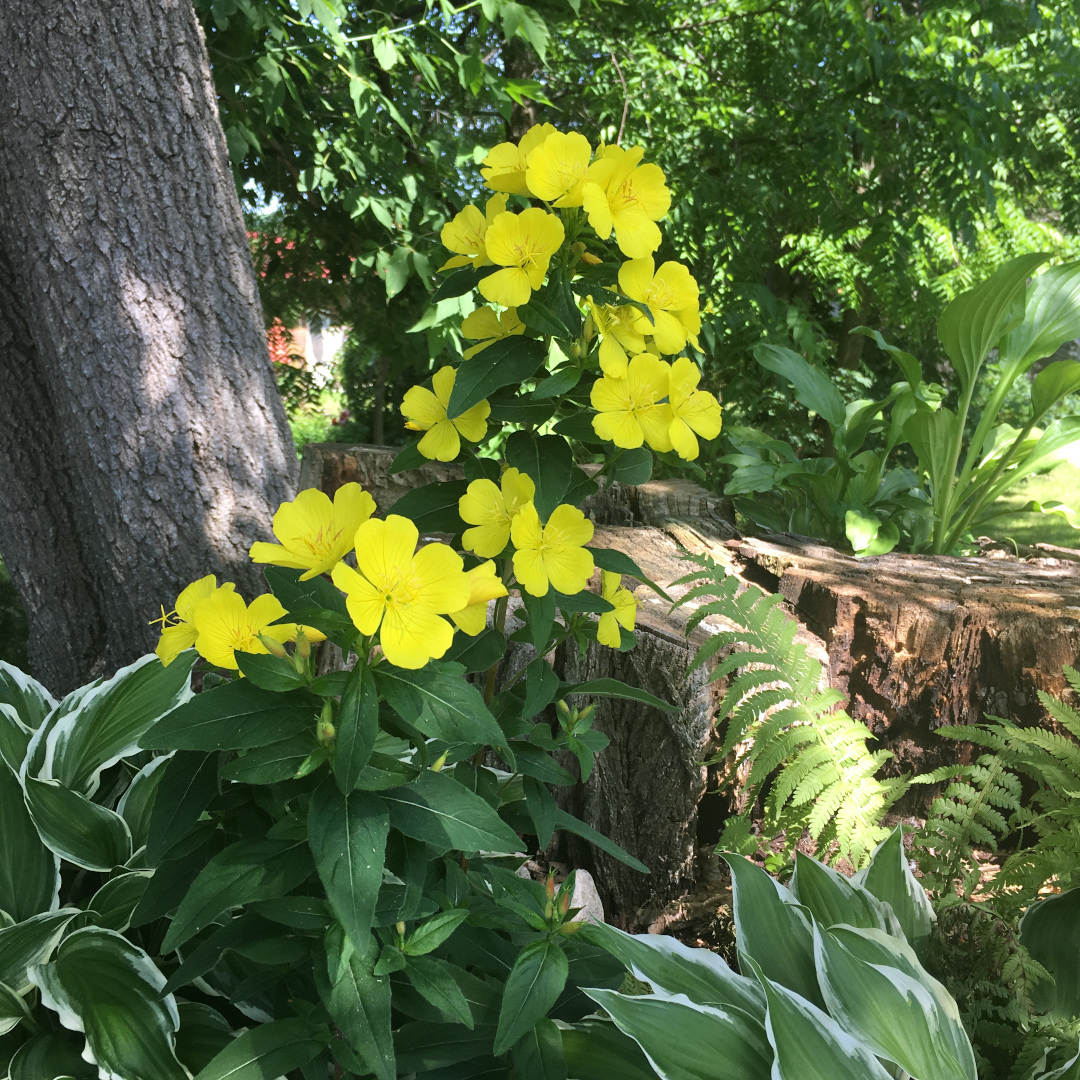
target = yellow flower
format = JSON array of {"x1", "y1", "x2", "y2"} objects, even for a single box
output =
[
  {"x1": 511, "y1": 502, "x2": 595, "y2": 598},
  {"x1": 587, "y1": 298, "x2": 651, "y2": 379},
  {"x1": 448, "y1": 561, "x2": 508, "y2": 636},
  {"x1": 460, "y1": 306, "x2": 525, "y2": 360},
  {"x1": 479, "y1": 209, "x2": 565, "y2": 308},
  {"x1": 481, "y1": 123, "x2": 558, "y2": 194},
  {"x1": 618, "y1": 257, "x2": 701, "y2": 355},
  {"x1": 154, "y1": 575, "x2": 235, "y2": 667},
  {"x1": 438, "y1": 194, "x2": 507, "y2": 272},
  {"x1": 249, "y1": 484, "x2": 376, "y2": 580},
  {"x1": 525, "y1": 131, "x2": 593, "y2": 207},
  {"x1": 401, "y1": 366, "x2": 491, "y2": 461},
  {"x1": 331, "y1": 515, "x2": 470, "y2": 669},
  {"x1": 189, "y1": 590, "x2": 324, "y2": 671},
  {"x1": 590, "y1": 353, "x2": 674, "y2": 452},
  {"x1": 668, "y1": 358, "x2": 723, "y2": 461},
  {"x1": 459, "y1": 468, "x2": 536, "y2": 557},
  {"x1": 596, "y1": 570, "x2": 637, "y2": 648},
  {"x1": 582, "y1": 145, "x2": 671, "y2": 259}
]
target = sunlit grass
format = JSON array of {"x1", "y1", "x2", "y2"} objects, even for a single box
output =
[{"x1": 981, "y1": 463, "x2": 1080, "y2": 551}]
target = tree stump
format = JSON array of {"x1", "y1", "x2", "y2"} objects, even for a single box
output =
[{"x1": 300, "y1": 443, "x2": 1080, "y2": 927}]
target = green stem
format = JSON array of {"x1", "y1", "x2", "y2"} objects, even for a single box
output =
[{"x1": 931, "y1": 381, "x2": 977, "y2": 554}]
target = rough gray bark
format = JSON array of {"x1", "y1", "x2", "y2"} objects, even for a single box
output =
[{"x1": 0, "y1": 0, "x2": 298, "y2": 693}]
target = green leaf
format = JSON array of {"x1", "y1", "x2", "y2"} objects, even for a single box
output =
[
  {"x1": 0, "y1": 977, "x2": 35, "y2": 1037},
  {"x1": 815, "y1": 925, "x2": 976, "y2": 1080},
  {"x1": 384, "y1": 245, "x2": 411, "y2": 299},
  {"x1": 584, "y1": 920, "x2": 764, "y2": 1018},
  {"x1": 0, "y1": 761, "x2": 57, "y2": 920},
  {"x1": 561, "y1": 678, "x2": 676, "y2": 713},
  {"x1": 521, "y1": 589, "x2": 557, "y2": 652},
  {"x1": 380, "y1": 769, "x2": 522, "y2": 854},
  {"x1": 36, "y1": 652, "x2": 195, "y2": 797},
  {"x1": 587, "y1": 547, "x2": 669, "y2": 600},
  {"x1": 1032, "y1": 359, "x2": 1080, "y2": 421},
  {"x1": 0, "y1": 662, "x2": 56, "y2": 730},
  {"x1": 789, "y1": 853, "x2": 890, "y2": 934},
  {"x1": 904, "y1": 407, "x2": 962, "y2": 502},
  {"x1": 8, "y1": 1030, "x2": 96, "y2": 1080},
  {"x1": 1021, "y1": 887, "x2": 1080, "y2": 1017},
  {"x1": 447, "y1": 336, "x2": 547, "y2": 416},
  {"x1": 86, "y1": 872, "x2": 150, "y2": 933},
  {"x1": 405, "y1": 955, "x2": 475, "y2": 1027},
  {"x1": 523, "y1": 776, "x2": 558, "y2": 848},
  {"x1": 0, "y1": 704, "x2": 32, "y2": 776},
  {"x1": 191, "y1": 1017, "x2": 327, "y2": 1080},
  {"x1": 334, "y1": 665, "x2": 380, "y2": 793},
  {"x1": 432, "y1": 265, "x2": 494, "y2": 303},
  {"x1": 387, "y1": 480, "x2": 469, "y2": 533},
  {"x1": 443, "y1": 629, "x2": 506, "y2": 674},
  {"x1": 116, "y1": 755, "x2": 169, "y2": 852},
  {"x1": 519, "y1": 297, "x2": 574, "y2": 337},
  {"x1": 28, "y1": 927, "x2": 188, "y2": 1080},
  {"x1": 23, "y1": 776, "x2": 132, "y2": 872},
  {"x1": 142, "y1": 681, "x2": 319, "y2": 752},
  {"x1": 609, "y1": 447, "x2": 653, "y2": 486},
  {"x1": 505, "y1": 432, "x2": 573, "y2": 521},
  {"x1": 161, "y1": 837, "x2": 314, "y2": 952},
  {"x1": 743, "y1": 954, "x2": 893, "y2": 1080},
  {"x1": 308, "y1": 781, "x2": 389, "y2": 953},
  {"x1": 402, "y1": 909, "x2": 469, "y2": 956},
  {"x1": 584, "y1": 987, "x2": 772, "y2": 1080},
  {"x1": 852, "y1": 327, "x2": 924, "y2": 388},
  {"x1": 264, "y1": 565, "x2": 349, "y2": 620},
  {"x1": 511, "y1": 1017, "x2": 566, "y2": 1080},
  {"x1": 559, "y1": 1018, "x2": 657, "y2": 1080},
  {"x1": 754, "y1": 344, "x2": 846, "y2": 428},
  {"x1": 721, "y1": 853, "x2": 821, "y2": 1007},
  {"x1": 376, "y1": 662, "x2": 511, "y2": 758},
  {"x1": 523, "y1": 659, "x2": 560, "y2": 720},
  {"x1": 554, "y1": 412, "x2": 606, "y2": 445},
  {"x1": 553, "y1": 809, "x2": 648, "y2": 874},
  {"x1": 174, "y1": 1002, "x2": 234, "y2": 1076},
  {"x1": 494, "y1": 940, "x2": 569, "y2": 1055},
  {"x1": 0, "y1": 909, "x2": 80, "y2": 994},
  {"x1": 220, "y1": 731, "x2": 316, "y2": 784},
  {"x1": 998, "y1": 259, "x2": 1080, "y2": 373},
  {"x1": 319, "y1": 935, "x2": 395, "y2": 1080},
  {"x1": 851, "y1": 825, "x2": 933, "y2": 952},
  {"x1": 234, "y1": 652, "x2": 307, "y2": 692},
  {"x1": 532, "y1": 367, "x2": 581, "y2": 400},
  {"x1": 144, "y1": 750, "x2": 220, "y2": 866},
  {"x1": 938, "y1": 253, "x2": 1048, "y2": 392}
]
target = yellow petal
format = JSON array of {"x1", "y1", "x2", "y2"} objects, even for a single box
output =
[
  {"x1": 481, "y1": 142, "x2": 530, "y2": 194},
  {"x1": 638, "y1": 404, "x2": 675, "y2": 453},
  {"x1": 593, "y1": 409, "x2": 645, "y2": 449},
  {"x1": 650, "y1": 309, "x2": 689, "y2": 355},
  {"x1": 618, "y1": 257, "x2": 656, "y2": 303},
  {"x1": 669, "y1": 417, "x2": 700, "y2": 461},
  {"x1": 452, "y1": 400, "x2": 491, "y2": 443},
  {"x1": 432, "y1": 366, "x2": 456, "y2": 409},
  {"x1": 333, "y1": 561, "x2": 385, "y2": 636},
  {"x1": 546, "y1": 504, "x2": 595, "y2": 549},
  {"x1": 247, "y1": 593, "x2": 290, "y2": 631},
  {"x1": 512, "y1": 546, "x2": 549, "y2": 597},
  {"x1": 174, "y1": 575, "x2": 230, "y2": 622},
  {"x1": 544, "y1": 544, "x2": 595, "y2": 597},
  {"x1": 411, "y1": 542, "x2": 471, "y2": 613},
  {"x1": 418, "y1": 420, "x2": 462, "y2": 461},
  {"x1": 598, "y1": 335, "x2": 629, "y2": 378},
  {"x1": 462, "y1": 522, "x2": 511, "y2": 558},
  {"x1": 600, "y1": 569, "x2": 621, "y2": 600},
  {"x1": 596, "y1": 609, "x2": 621, "y2": 648},
  {"x1": 459, "y1": 479, "x2": 504, "y2": 526},
  {"x1": 525, "y1": 131, "x2": 592, "y2": 207},
  {"x1": 334, "y1": 483, "x2": 378, "y2": 540},
  {"x1": 354, "y1": 515, "x2": 418, "y2": 591},
  {"x1": 520, "y1": 122, "x2": 559, "y2": 156},
  {"x1": 479, "y1": 267, "x2": 532, "y2": 308},
  {"x1": 401, "y1": 385, "x2": 445, "y2": 429},
  {"x1": 380, "y1": 605, "x2": 456, "y2": 668},
  {"x1": 582, "y1": 180, "x2": 614, "y2": 240},
  {"x1": 156, "y1": 623, "x2": 198, "y2": 667},
  {"x1": 613, "y1": 213, "x2": 662, "y2": 260},
  {"x1": 461, "y1": 307, "x2": 504, "y2": 341},
  {"x1": 502, "y1": 468, "x2": 535, "y2": 515}
]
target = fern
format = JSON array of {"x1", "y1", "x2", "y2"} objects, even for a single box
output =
[{"x1": 673, "y1": 553, "x2": 904, "y2": 867}]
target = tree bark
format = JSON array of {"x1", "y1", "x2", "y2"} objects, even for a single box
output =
[{"x1": 0, "y1": 0, "x2": 298, "y2": 693}]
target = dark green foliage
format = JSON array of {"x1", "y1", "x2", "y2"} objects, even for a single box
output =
[{"x1": 673, "y1": 553, "x2": 904, "y2": 866}]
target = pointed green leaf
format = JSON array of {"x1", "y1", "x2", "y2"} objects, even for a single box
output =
[
  {"x1": 23, "y1": 777, "x2": 132, "y2": 872},
  {"x1": 494, "y1": 939, "x2": 569, "y2": 1055},
  {"x1": 0, "y1": 662, "x2": 56, "y2": 731},
  {"x1": 446, "y1": 336, "x2": 547, "y2": 416},
  {"x1": 234, "y1": 652, "x2": 307, "y2": 692},
  {"x1": 0, "y1": 705, "x2": 32, "y2": 775},
  {"x1": 174, "y1": 1002, "x2": 233, "y2": 1076},
  {"x1": 554, "y1": 809, "x2": 649, "y2": 874},
  {"x1": 191, "y1": 1017, "x2": 326, "y2": 1080},
  {"x1": 28, "y1": 927, "x2": 188, "y2": 1080},
  {"x1": 505, "y1": 432, "x2": 573, "y2": 520},
  {"x1": 0, "y1": 761, "x2": 58, "y2": 920},
  {"x1": 754, "y1": 345, "x2": 846, "y2": 428},
  {"x1": 561, "y1": 678, "x2": 676, "y2": 713},
  {"x1": 999, "y1": 260, "x2": 1080, "y2": 373},
  {"x1": 87, "y1": 872, "x2": 150, "y2": 934},
  {"x1": 1032, "y1": 359, "x2": 1080, "y2": 421},
  {"x1": 405, "y1": 955, "x2": 474, "y2": 1027},
  {"x1": 1020, "y1": 887, "x2": 1080, "y2": 1017},
  {"x1": 116, "y1": 755, "x2": 170, "y2": 852},
  {"x1": 0, "y1": 978, "x2": 35, "y2": 1037},
  {"x1": 511, "y1": 1017, "x2": 565, "y2": 1080},
  {"x1": 402, "y1": 909, "x2": 470, "y2": 956},
  {"x1": 308, "y1": 781, "x2": 388, "y2": 953},
  {"x1": 789, "y1": 853, "x2": 890, "y2": 934},
  {"x1": 220, "y1": 731, "x2": 316, "y2": 785},
  {"x1": 851, "y1": 825, "x2": 933, "y2": 951},
  {"x1": 0, "y1": 910, "x2": 80, "y2": 994},
  {"x1": 7, "y1": 1030, "x2": 95, "y2": 1080},
  {"x1": 386, "y1": 480, "x2": 469, "y2": 534},
  {"x1": 559, "y1": 1018, "x2": 657, "y2": 1080},
  {"x1": 144, "y1": 751, "x2": 220, "y2": 866}
]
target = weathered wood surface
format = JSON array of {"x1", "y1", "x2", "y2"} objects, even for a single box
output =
[{"x1": 302, "y1": 443, "x2": 1080, "y2": 926}]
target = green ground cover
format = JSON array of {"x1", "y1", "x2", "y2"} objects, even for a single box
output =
[{"x1": 983, "y1": 463, "x2": 1080, "y2": 550}]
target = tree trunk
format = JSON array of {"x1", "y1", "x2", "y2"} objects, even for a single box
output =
[{"x1": 0, "y1": 0, "x2": 298, "y2": 693}]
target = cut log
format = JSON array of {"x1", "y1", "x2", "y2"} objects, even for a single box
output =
[{"x1": 300, "y1": 443, "x2": 1080, "y2": 927}]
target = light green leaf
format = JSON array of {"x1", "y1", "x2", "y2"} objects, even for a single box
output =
[
  {"x1": 561, "y1": 678, "x2": 676, "y2": 713},
  {"x1": 0, "y1": 909, "x2": 80, "y2": 994},
  {"x1": 904, "y1": 406, "x2": 961, "y2": 500},
  {"x1": 511, "y1": 1016, "x2": 565, "y2": 1080},
  {"x1": 1032, "y1": 359, "x2": 1080, "y2": 421},
  {"x1": 559, "y1": 1018, "x2": 657, "y2": 1080},
  {"x1": 815, "y1": 925, "x2": 976, "y2": 1080},
  {"x1": 999, "y1": 260, "x2": 1080, "y2": 373},
  {"x1": 308, "y1": 781, "x2": 388, "y2": 954},
  {"x1": 851, "y1": 825, "x2": 933, "y2": 951},
  {"x1": 35, "y1": 653, "x2": 194, "y2": 797},
  {"x1": 191, "y1": 1017, "x2": 327, "y2": 1080},
  {"x1": 494, "y1": 940, "x2": 569, "y2": 1055},
  {"x1": 584, "y1": 988, "x2": 771, "y2": 1080},
  {"x1": 754, "y1": 344, "x2": 846, "y2": 428},
  {"x1": 0, "y1": 761, "x2": 58, "y2": 920},
  {"x1": 938, "y1": 253, "x2": 1048, "y2": 391},
  {"x1": 743, "y1": 955, "x2": 892, "y2": 1080},
  {"x1": 23, "y1": 777, "x2": 132, "y2": 872},
  {"x1": 28, "y1": 927, "x2": 188, "y2": 1080},
  {"x1": 721, "y1": 853, "x2": 821, "y2": 1007},
  {"x1": 1020, "y1": 887, "x2": 1080, "y2": 1017},
  {"x1": 852, "y1": 327, "x2": 923, "y2": 388},
  {"x1": 789, "y1": 852, "x2": 892, "y2": 935},
  {"x1": 380, "y1": 769, "x2": 522, "y2": 855},
  {"x1": 402, "y1": 908, "x2": 469, "y2": 956}
]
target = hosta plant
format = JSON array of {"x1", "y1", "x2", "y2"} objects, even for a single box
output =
[{"x1": 0, "y1": 122, "x2": 725, "y2": 1080}]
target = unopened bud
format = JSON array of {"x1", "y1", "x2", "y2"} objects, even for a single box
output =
[
  {"x1": 317, "y1": 700, "x2": 335, "y2": 744},
  {"x1": 581, "y1": 250, "x2": 602, "y2": 266},
  {"x1": 578, "y1": 704, "x2": 593, "y2": 722},
  {"x1": 395, "y1": 921, "x2": 406, "y2": 938},
  {"x1": 431, "y1": 751, "x2": 448, "y2": 772},
  {"x1": 545, "y1": 874, "x2": 557, "y2": 901},
  {"x1": 257, "y1": 634, "x2": 289, "y2": 659},
  {"x1": 558, "y1": 920, "x2": 582, "y2": 935},
  {"x1": 295, "y1": 630, "x2": 311, "y2": 660},
  {"x1": 558, "y1": 889, "x2": 571, "y2": 917},
  {"x1": 556, "y1": 700, "x2": 571, "y2": 720}
]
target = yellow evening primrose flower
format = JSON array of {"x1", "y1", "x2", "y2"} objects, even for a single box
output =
[
  {"x1": 154, "y1": 575, "x2": 236, "y2": 666},
  {"x1": 590, "y1": 353, "x2": 675, "y2": 452},
  {"x1": 525, "y1": 131, "x2": 593, "y2": 207},
  {"x1": 249, "y1": 483, "x2": 376, "y2": 581},
  {"x1": 596, "y1": 570, "x2": 637, "y2": 648},
  {"x1": 582, "y1": 145, "x2": 671, "y2": 259},
  {"x1": 481, "y1": 123, "x2": 558, "y2": 194},
  {"x1": 331, "y1": 515, "x2": 470, "y2": 669},
  {"x1": 511, "y1": 502, "x2": 595, "y2": 598},
  {"x1": 401, "y1": 366, "x2": 491, "y2": 461},
  {"x1": 189, "y1": 590, "x2": 324, "y2": 671},
  {"x1": 438, "y1": 193, "x2": 507, "y2": 272},
  {"x1": 448, "y1": 561, "x2": 508, "y2": 636},
  {"x1": 668, "y1": 357, "x2": 723, "y2": 461},
  {"x1": 587, "y1": 298, "x2": 650, "y2": 379},
  {"x1": 479, "y1": 209, "x2": 565, "y2": 309},
  {"x1": 618, "y1": 257, "x2": 701, "y2": 355},
  {"x1": 460, "y1": 306, "x2": 525, "y2": 360},
  {"x1": 459, "y1": 468, "x2": 536, "y2": 557}
]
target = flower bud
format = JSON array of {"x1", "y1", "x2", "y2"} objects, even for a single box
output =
[
  {"x1": 581, "y1": 250, "x2": 602, "y2": 266},
  {"x1": 557, "y1": 889, "x2": 571, "y2": 917},
  {"x1": 431, "y1": 751, "x2": 448, "y2": 772},
  {"x1": 556, "y1": 699, "x2": 571, "y2": 720},
  {"x1": 257, "y1": 633, "x2": 289, "y2": 659},
  {"x1": 545, "y1": 874, "x2": 557, "y2": 900},
  {"x1": 395, "y1": 921, "x2": 406, "y2": 938},
  {"x1": 296, "y1": 629, "x2": 311, "y2": 660}
]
